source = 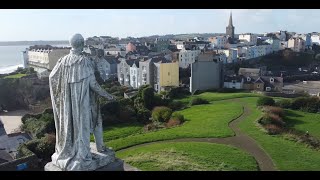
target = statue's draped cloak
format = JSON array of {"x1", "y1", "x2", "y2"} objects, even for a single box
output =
[{"x1": 49, "y1": 51, "x2": 96, "y2": 171}]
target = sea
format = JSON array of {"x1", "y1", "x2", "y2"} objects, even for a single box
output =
[{"x1": 0, "y1": 44, "x2": 69, "y2": 74}]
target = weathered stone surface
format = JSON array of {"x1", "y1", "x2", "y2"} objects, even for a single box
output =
[
  {"x1": 45, "y1": 143, "x2": 122, "y2": 171},
  {"x1": 47, "y1": 33, "x2": 116, "y2": 171}
]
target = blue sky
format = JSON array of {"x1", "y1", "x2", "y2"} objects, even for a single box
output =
[{"x1": 0, "y1": 9, "x2": 318, "y2": 41}]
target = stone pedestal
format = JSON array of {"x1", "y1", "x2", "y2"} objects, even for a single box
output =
[{"x1": 44, "y1": 143, "x2": 124, "y2": 171}]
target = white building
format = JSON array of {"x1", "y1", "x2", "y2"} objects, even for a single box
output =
[
  {"x1": 21, "y1": 49, "x2": 28, "y2": 68},
  {"x1": 218, "y1": 49, "x2": 238, "y2": 63},
  {"x1": 208, "y1": 36, "x2": 228, "y2": 49},
  {"x1": 178, "y1": 48, "x2": 201, "y2": 68},
  {"x1": 224, "y1": 76, "x2": 244, "y2": 89},
  {"x1": 27, "y1": 48, "x2": 70, "y2": 78},
  {"x1": 239, "y1": 33, "x2": 258, "y2": 46},
  {"x1": 311, "y1": 34, "x2": 320, "y2": 45},
  {"x1": 265, "y1": 39, "x2": 280, "y2": 52},
  {"x1": 129, "y1": 62, "x2": 140, "y2": 89},
  {"x1": 105, "y1": 47, "x2": 126, "y2": 57}
]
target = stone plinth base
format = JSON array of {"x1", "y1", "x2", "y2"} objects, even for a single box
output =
[{"x1": 44, "y1": 143, "x2": 124, "y2": 171}]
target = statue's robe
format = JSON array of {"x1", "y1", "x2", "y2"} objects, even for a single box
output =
[{"x1": 49, "y1": 50, "x2": 109, "y2": 171}]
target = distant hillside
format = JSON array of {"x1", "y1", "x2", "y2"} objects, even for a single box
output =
[{"x1": 0, "y1": 41, "x2": 69, "y2": 46}]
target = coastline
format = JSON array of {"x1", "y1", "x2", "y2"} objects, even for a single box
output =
[{"x1": 0, "y1": 64, "x2": 23, "y2": 74}]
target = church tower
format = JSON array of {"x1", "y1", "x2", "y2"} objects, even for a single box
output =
[{"x1": 226, "y1": 12, "x2": 235, "y2": 39}]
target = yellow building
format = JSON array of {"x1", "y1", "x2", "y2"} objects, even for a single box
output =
[{"x1": 154, "y1": 60, "x2": 179, "y2": 92}]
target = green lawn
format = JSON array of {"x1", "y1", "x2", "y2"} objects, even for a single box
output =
[
  {"x1": 239, "y1": 97, "x2": 320, "y2": 171},
  {"x1": 3, "y1": 73, "x2": 27, "y2": 79},
  {"x1": 117, "y1": 142, "x2": 258, "y2": 171},
  {"x1": 107, "y1": 101, "x2": 243, "y2": 150},
  {"x1": 285, "y1": 109, "x2": 320, "y2": 139},
  {"x1": 177, "y1": 92, "x2": 261, "y2": 105}
]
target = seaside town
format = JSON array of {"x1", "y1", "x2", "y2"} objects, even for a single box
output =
[{"x1": 1, "y1": 10, "x2": 320, "y2": 171}]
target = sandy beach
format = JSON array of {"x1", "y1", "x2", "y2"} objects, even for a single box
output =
[{"x1": 0, "y1": 110, "x2": 29, "y2": 134}]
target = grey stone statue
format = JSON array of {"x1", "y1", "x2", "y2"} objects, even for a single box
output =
[{"x1": 46, "y1": 34, "x2": 117, "y2": 171}]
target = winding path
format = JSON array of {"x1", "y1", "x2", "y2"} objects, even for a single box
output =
[{"x1": 117, "y1": 100, "x2": 276, "y2": 171}]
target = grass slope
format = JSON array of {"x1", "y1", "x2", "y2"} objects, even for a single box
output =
[
  {"x1": 239, "y1": 97, "x2": 320, "y2": 171},
  {"x1": 108, "y1": 101, "x2": 243, "y2": 150},
  {"x1": 285, "y1": 109, "x2": 320, "y2": 139},
  {"x1": 3, "y1": 73, "x2": 26, "y2": 79},
  {"x1": 117, "y1": 142, "x2": 258, "y2": 171}
]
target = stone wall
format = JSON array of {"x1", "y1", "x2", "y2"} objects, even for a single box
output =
[{"x1": 0, "y1": 154, "x2": 39, "y2": 171}]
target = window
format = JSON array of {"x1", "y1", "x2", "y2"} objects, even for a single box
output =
[
  {"x1": 270, "y1": 78, "x2": 274, "y2": 83},
  {"x1": 266, "y1": 87, "x2": 271, "y2": 91},
  {"x1": 168, "y1": 72, "x2": 170, "y2": 76},
  {"x1": 257, "y1": 84, "x2": 260, "y2": 88}
]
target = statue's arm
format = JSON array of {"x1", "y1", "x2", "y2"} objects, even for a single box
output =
[{"x1": 89, "y1": 75, "x2": 115, "y2": 100}]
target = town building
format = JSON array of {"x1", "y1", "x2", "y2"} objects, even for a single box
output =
[
  {"x1": 27, "y1": 46, "x2": 70, "y2": 78},
  {"x1": 288, "y1": 37, "x2": 306, "y2": 52},
  {"x1": 178, "y1": 48, "x2": 201, "y2": 68},
  {"x1": 189, "y1": 57, "x2": 223, "y2": 93},
  {"x1": 153, "y1": 60, "x2": 179, "y2": 93},
  {"x1": 226, "y1": 12, "x2": 235, "y2": 40},
  {"x1": 311, "y1": 33, "x2": 320, "y2": 45},
  {"x1": 105, "y1": 47, "x2": 126, "y2": 57},
  {"x1": 239, "y1": 33, "x2": 258, "y2": 46},
  {"x1": 208, "y1": 36, "x2": 228, "y2": 49}
]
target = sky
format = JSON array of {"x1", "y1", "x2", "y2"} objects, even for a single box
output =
[{"x1": 0, "y1": 9, "x2": 319, "y2": 41}]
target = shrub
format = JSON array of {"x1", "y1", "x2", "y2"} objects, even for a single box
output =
[
  {"x1": 276, "y1": 99, "x2": 292, "y2": 109},
  {"x1": 118, "y1": 105, "x2": 136, "y2": 122},
  {"x1": 291, "y1": 97, "x2": 308, "y2": 110},
  {"x1": 256, "y1": 97, "x2": 275, "y2": 106},
  {"x1": 259, "y1": 113, "x2": 285, "y2": 127},
  {"x1": 168, "y1": 101, "x2": 185, "y2": 111},
  {"x1": 24, "y1": 134, "x2": 56, "y2": 161},
  {"x1": 21, "y1": 113, "x2": 55, "y2": 138},
  {"x1": 142, "y1": 86, "x2": 155, "y2": 110},
  {"x1": 190, "y1": 97, "x2": 209, "y2": 106},
  {"x1": 137, "y1": 108, "x2": 151, "y2": 123},
  {"x1": 171, "y1": 112, "x2": 185, "y2": 122},
  {"x1": 262, "y1": 106, "x2": 284, "y2": 117},
  {"x1": 291, "y1": 97, "x2": 320, "y2": 113},
  {"x1": 168, "y1": 87, "x2": 190, "y2": 99},
  {"x1": 151, "y1": 106, "x2": 173, "y2": 123},
  {"x1": 144, "y1": 121, "x2": 165, "y2": 132},
  {"x1": 265, "y1": 124, "x2": 283, "y2": 135},
  {"x1": 166, "y1": 118, "x2": 182, "y2": 128}
]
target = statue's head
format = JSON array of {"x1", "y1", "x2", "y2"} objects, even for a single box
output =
[
  {"x1": 70, "y1": 33, "x2": 84, "y2": 51},
  {"x1": 97, "y1": 49, "x2": 104, "y2": 58}
]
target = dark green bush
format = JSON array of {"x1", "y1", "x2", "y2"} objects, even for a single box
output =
[
  {"x1": 276, "y1": 99, "x2": 292, "y2": 109},
  {"x1": 291, "y1": 97, "x2": 320, "y2": 113},
  {"x1": 151, "y1": 106, "x2": 173, "y2": 122},
  {"x1": 24, "y1": 134, "x2": 55, "y2": 161},
  {"x1": 137, "y1": 108, "x2": 151, "y2": 123},
  {"x1": 168, "y1": 101, "x2": 185, "y2": 111},
  {"x1": 21, "y1": 112, "x2": 55, "y2": 138},
  {"x1": 256, "y1": 97, "x2": 275, "y2": 106},
  {"x1": 171, "y1": 112, "x2": 185, "y2": 122},
  {"x1": 190, "y1": 97, "x2": 209, "y2": 106}
]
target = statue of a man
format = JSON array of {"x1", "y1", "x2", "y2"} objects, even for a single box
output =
[{"x1": 48, "y1": 34, "x2": 115, "y2": 171}]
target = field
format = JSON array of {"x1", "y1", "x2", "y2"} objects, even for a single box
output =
[
  {"x1": 117, "y1": 142, "x2": 258, "y2": 171},
  {"x1": 100, "y1": 92, "x2": 320, "y2": 171},
  {"x1": 107, "y1": 100, "x2": 242, "y2": 150},
  {"x1": 3, "y1": 73, "x2": 26, "y2": 79}
]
